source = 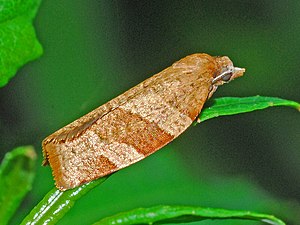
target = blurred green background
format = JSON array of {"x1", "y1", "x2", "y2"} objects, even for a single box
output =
[{"x1": 0, "y1": 1, "x2": 299, "y2": 225}]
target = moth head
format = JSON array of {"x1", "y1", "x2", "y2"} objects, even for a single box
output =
[
  {"x1": 211, "y1": 66, "x2": 245, "y2": 85},
  {"x1": 212, "y1": 56, "x2": 245, "y2": 86},
  {"x1": 208, "y1": 56, "x2": 245, "y2": 98}
]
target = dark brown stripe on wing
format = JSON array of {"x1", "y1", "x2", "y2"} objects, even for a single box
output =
[{"x1": 94, "y1": 108, "x2": 174, "y2": 156}]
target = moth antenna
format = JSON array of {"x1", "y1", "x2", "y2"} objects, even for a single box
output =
[{"x1": 212, "y1": 68, "x2": 234, "y2": 84}]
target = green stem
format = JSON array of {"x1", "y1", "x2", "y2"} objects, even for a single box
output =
[{"x1": 21, "y1": 176, "x2": 108, "y2": 225}]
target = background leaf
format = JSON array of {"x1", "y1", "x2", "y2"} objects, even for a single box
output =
[
  {"x1": 0, "y1": 146, "x2": 36, "y2": 225},
  {"x1": 198, "y1": 96, "x2": 300, "y2": 122},
  {"x1": 94, "y1": 205, "x2": 285, "y2": 225},
  {"x1": 0, "y1": 0, "x2": 43, "y2": 87}
]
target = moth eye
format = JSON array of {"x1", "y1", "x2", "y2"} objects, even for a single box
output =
[{"x1": 222, "y1": 72, "x2": 233, "y2": 82}]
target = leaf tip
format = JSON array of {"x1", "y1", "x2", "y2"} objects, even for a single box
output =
[{"x1": 24, "y1": 146, "x2": 37, "y2": 161}]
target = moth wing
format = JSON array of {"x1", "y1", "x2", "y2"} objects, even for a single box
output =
[{"x1": 42, "y1": 53, "x2": 217, "y2": 190}]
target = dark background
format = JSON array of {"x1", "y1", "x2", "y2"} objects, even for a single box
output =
[{"x1": 0, "y1": 1, "x2": 299, "y2": 225}]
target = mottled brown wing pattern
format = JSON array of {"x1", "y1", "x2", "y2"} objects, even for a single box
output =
[{"x1": 42, "y1": 53, "x2": 245, "y2": 190}]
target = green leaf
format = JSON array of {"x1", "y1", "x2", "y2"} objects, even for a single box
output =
[
  {"x1": 0, "y1": 0, "x2": 43, "y2": 88},
  {"x1": 93, "y1": 205, "x2": 285, "y2": 225},
  {"x1": 198, "y1": 96, "x2": 300, "y2": 122},
  {"x1": 0, "y1": 146, "x2": 37, "y2": 225},
  {"x1": 20, "y1": 176, "x2": 108, "y2": 225}
]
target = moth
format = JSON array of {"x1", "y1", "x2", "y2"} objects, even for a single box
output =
[{"x1": 42, "y1": 53, "x2": 245, "y2": 190}]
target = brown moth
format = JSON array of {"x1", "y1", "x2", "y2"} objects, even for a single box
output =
[{"x1": 42, "y1": 53, "x2": 245, "y2": 190}]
